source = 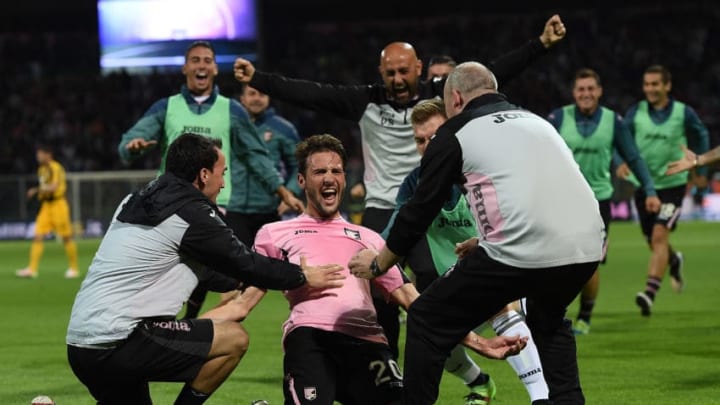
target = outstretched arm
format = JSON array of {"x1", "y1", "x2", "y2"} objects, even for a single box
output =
[
  {"x1": 462, "y1": 332, "x2": 528, "y2": 360},
  {"x1": 199, "y1": 287, "x2": 267, "y2": 322},
  {"x1": 233, "y1": 57, "x2": 372, "y2": 121},
  {"x1": 666, "y1": 145, "x2": 720, "y2": 175},
  {"x1": 696, "y1": 146, "x2": 720, "y2": 167},
  {"x1": 118, "y1": 98, "x2": 167, "y2": 162},
  {"x1": 176, "y1": 202, "x2": 345, "y2": 291},
  {"x1": 684, "y1": 105, "x2": 710, "y2": 187}
]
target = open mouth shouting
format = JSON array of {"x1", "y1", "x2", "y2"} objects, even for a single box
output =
[
  {"x1": 195, "y1": 71, "x2": 210, "y2": 87},
  {"x1": 393, "y1": 84, "x2": 409, "y2": 99},
  {"x1": 320, "y1": 186, "x2": 338, "y2": 205}
]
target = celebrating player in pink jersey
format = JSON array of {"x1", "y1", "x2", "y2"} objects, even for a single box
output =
[{"x1": 227, "y1": 134, "x2": 526, "y2": 405}]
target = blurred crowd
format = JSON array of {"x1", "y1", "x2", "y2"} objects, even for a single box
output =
[{"x1": 1, "y1": 5, "x2": 718, "y2": 176}]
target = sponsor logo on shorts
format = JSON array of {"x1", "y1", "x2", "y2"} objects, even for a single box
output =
[
  {"x1": 152, "y1": 320, "x2": 191, "y2": 332},
  {"x1": 304, "y1": 386, "x2": 317, "y2": 400}
]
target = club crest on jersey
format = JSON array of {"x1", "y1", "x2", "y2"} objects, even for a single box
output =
[
  {"x1": 379, "y1": 108, "x2": 396, "y2": 127},
  {"x1": 304, "y1": 386, "x2": 317, "y2": 400},
  {"x1": 264, "y1": 131, "x2": 273, "y2": 141},
  {"x1": 344, "y1": 228, "x2": 361, "y2": 240}
]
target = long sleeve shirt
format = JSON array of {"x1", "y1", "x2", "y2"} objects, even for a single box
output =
[
  {"x1": 118, "y1": 85, "x2": 283, "y2": 205},
  {"x1": 386, "y1": 93, "x2": 604, "y2": 268},
  {"x1": 248, "y1": 39, "x2": 550, "y2": 209},
  {"x1": 547, "y1": 105, "x2": 657, "y2": 198}
]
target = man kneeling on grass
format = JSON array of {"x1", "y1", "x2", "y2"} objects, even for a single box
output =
[
  {"x1": 223, "y1": 134, "x2": 527, "y2": 405},
  {"x1": 66, "y1": 133, "x2": 345, "y2": 405}
]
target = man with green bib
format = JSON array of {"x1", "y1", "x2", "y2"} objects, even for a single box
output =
[
  {"x1": 383, "y1": 99, "x2": 550, "y2": 405},
  {"x1": 547, "y1": 68, "x2": 659, "y2": 333},
  {"x1": 118, "y1": 41, "x2": 303, "y2": 318},
  {"x1": 616, "y1": 64, "x2": 709, "y2": 317}
]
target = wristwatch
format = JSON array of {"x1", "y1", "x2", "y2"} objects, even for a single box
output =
[{"x1": 370, "y1": 257, "x2": 384, "y2": 277}]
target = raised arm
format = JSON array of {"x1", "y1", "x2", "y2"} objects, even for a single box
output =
[
  {"x1": 487, "y1": 14, "x2": 566, "y2": 87},
  {"x1": 233, "y1": 57, "x2": 374, "y2": 121}
]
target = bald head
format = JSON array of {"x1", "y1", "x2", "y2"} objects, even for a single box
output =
[
  {"x1": 380, "y1": 42, "x2": 418, "y2": 63},
  {"x1": 378, "y1": 42, "x2": 423, "y2": 104},
  {"x1": 443, "y1": 62, "x2": 498, "y2": 117}
]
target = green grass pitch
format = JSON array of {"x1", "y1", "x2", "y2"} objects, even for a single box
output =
[{"x1": 1, "y1": 221, "x2": 719, "y2": 404}]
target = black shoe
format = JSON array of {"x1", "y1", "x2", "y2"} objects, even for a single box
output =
[
  {"x1": 669, "y1": 252, "x2": 684, "y2": 293},
  {"x1": 635, "y1": 292, "x2": 653, "y2": 317}
]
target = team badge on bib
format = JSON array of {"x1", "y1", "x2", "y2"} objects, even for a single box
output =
[
  {"x1": 304, "y1": 386, "x2": 317, "y2": 400},
  {"x1": 264, "y1": 131, "x2": 273, "y2": 141}
]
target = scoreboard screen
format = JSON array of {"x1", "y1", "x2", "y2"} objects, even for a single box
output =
[{"x1": 97, "y1": 0, "x2": 257, "y2": 73}]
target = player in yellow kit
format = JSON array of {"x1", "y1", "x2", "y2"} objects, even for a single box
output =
[{"x1": 16, "y1": 145, "x2": 79, "y2": 279}]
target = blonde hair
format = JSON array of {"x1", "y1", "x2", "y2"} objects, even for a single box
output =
[{"x1": 411, "y1": 99, "x2": 446, "y2": 126}]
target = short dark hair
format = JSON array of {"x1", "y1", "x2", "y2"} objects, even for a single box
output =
[
  {"x1": 166, "y1": 133, "x2": 222, "y2": 182},
  {"x1": 574, "y1": 68, "x2": 601, "y2": 87},
  {"x1": 296, "y1": 134, "x2": 347, "y2": 175},
  {"x1": 428, "y1": 55, "x2": 457, "y2": 68},
  {"x1": 185, "y1": 41, "x2": 216, "y2": 61},
  {"x1": 645, "y1": 64, "x2": 671, "y2": 84}
]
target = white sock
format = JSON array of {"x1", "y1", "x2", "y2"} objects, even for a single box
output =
[
  {"x1": 492, "y1": 310, "x2": 549, "y2": 401},
  {"x1": 444, "y1": 344, "x2": 482, "y2": 384}
]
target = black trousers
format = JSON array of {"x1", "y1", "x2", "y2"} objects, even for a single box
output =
[
  {"x1": 402, "y1": 247, "x2": 598, "y2": 405},
  {"x1": 362, "y1": 207, "x2": 402, "y2": 359},
  {"x1": 405, "y1": 237, "x2": 437, "y2": 293}
]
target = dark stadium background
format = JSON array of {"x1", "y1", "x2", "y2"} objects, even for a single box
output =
[{"x1": 1, "y1": 0, "x2": 718, "y2": 215}]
